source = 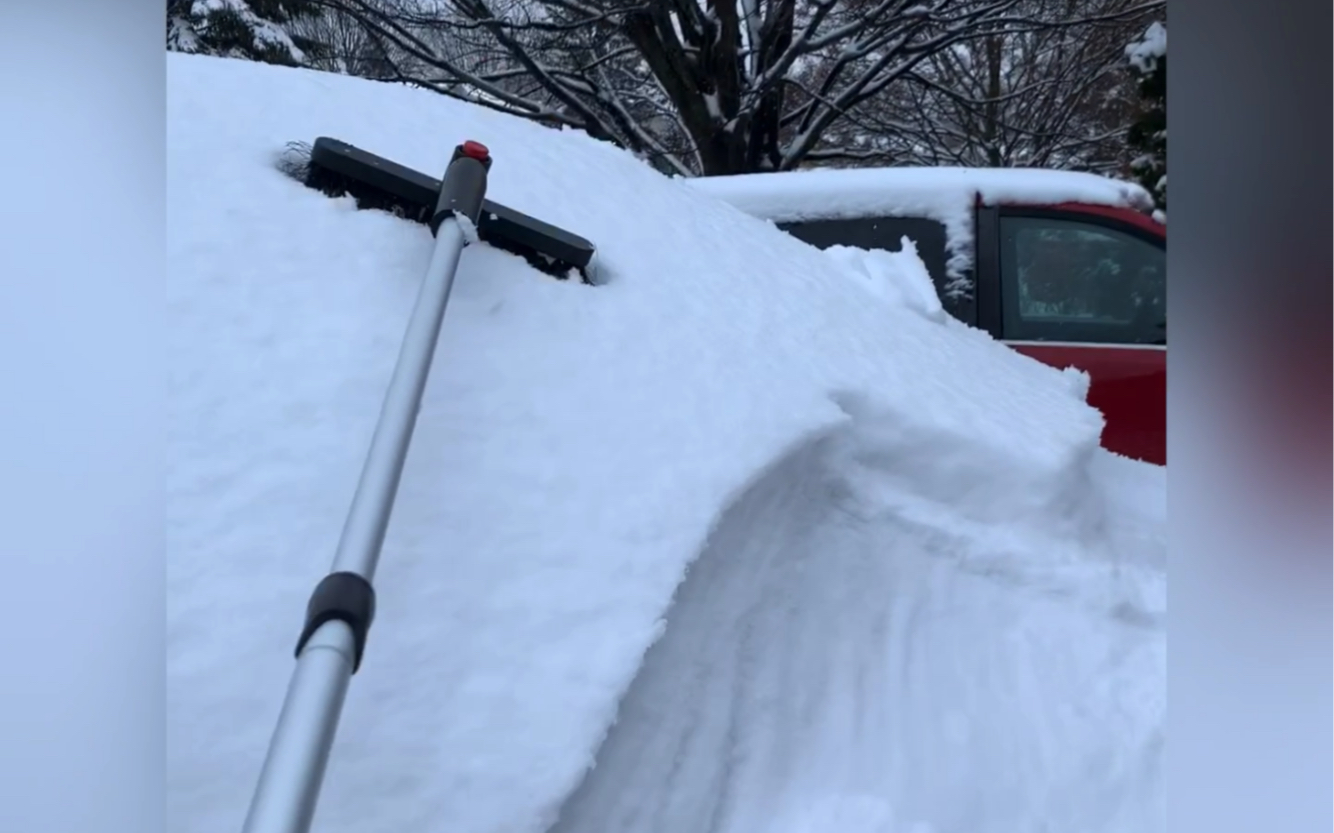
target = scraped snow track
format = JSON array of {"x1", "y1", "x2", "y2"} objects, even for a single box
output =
[{"x1": 548, "y1": 401, "x2": 1165, "y2": 833}]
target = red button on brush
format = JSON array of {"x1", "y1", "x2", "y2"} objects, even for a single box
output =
[{"x1": 460, "y1": 140, "x2": 490, "y2": 161}]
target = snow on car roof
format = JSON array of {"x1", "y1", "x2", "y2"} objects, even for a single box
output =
[
  {"x1": 685, "y1": 165, "x2": 1155, "y2": 223},
  {"x1": 685, "y1": 166, "x2": 1156, "y2": 289}
]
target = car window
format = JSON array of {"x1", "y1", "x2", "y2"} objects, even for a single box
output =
[
  {"x1": 776, "y1": 215, "x2": 969, "y2": 323},
  {"x1": 998, "y1": 215, "x2": 1165, "y2": 345}
]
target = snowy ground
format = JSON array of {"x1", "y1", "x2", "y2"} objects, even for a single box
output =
[{"x1": 167, "y1": 53, "x2": 1165, "y2": 833}]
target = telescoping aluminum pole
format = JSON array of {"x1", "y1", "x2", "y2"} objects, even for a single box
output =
[{"x1": 241, "y1": 140, "x2": 494, "y2": 833}]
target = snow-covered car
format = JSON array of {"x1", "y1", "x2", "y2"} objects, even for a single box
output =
[{"x1": 688, "y1": 168, "x2": 1167, "y2": 466}]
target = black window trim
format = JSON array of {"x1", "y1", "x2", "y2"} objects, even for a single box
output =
[
  {"x1": 973, "y1": 204, "x2": 1166, "y2": 344},
  {"x1": 974, "y1": 204, "x2": 1002, "y2": 337}
]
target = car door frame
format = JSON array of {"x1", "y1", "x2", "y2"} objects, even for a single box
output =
[{"x1": 972, "y1": 200, "x2": 1168, "y2": 465}]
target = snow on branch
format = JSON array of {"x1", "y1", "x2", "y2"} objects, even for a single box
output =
[{"x1": 299, "y1": 0, "x2": 1164, "y2": 176}]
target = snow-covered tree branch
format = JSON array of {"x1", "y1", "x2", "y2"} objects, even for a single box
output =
[
  {"x1": 811, "y1": 0, "x2": 1160, "y2": 174},
  {"x1": 295, "y1": 0, "x2": 1160, "y2": 175},
  {"x1": 168, "y1": 0, "x2": 323, "y2": 65},
  {"x1": 1125, "y1": 19, "x2": 1165, "y2": 211}
]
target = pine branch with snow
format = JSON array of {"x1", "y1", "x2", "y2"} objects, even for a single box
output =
[
  {"x1": 167, "y1": 0, "x2": 322, "y2": 67},
  {"x1": 1124, "y1": 20, "x2": 1165, "y2": 210}
]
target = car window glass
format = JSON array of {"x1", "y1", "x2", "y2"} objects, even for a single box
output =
[
  {"x1": 778, "y1": 216, "x2": 966, "y2": 323},
  {"x1": 999, "y1": 215, "x2": 1165, "y2": 344}
]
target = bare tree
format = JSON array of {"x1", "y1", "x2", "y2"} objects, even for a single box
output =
[
  {"x1": 289, "y1": 1, "x2": 391, "y2": 76},
  {"x1": 302, "y1": 0, "x2": 1163, "y2": 176},
  {"x1": 836, "y1": 0, "x2": 1155, "y2": 173}
]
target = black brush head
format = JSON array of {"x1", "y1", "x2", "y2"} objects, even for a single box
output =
[
  {"x1": 308, "y1": 164, "x2": 435, "y2": 223},
  {"x1": 279, "y1": 140, "x2": 433, "y2": 223},
  {"x1": 310, "y1": 137, "x2": 440, "y2": 219},
  {"x1": 276, "y1": 138, "x2": 598, "y2": 283}
]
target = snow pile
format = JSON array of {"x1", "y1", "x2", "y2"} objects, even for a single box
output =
[
  {"x1": 167, "y1": 52, "x2": 1164, "y2": 833},
  {"x1": 548, "y1": 415, "x2": 1165, "y2": 833},
  {"x1": 822, "y1": 237, "x2": 947, "y2": 323},
  {"x1": 687, "y1": 165, "x2": 1155, "y2": 281}
]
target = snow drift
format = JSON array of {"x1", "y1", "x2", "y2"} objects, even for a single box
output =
[{"x1": 167, "y1": 52, "x2": 1164, "y2": 833}]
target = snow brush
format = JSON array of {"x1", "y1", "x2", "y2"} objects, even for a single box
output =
[
  {"x1": 281, "y1": 137, "x2": 597, "y2": 283},
  {"x1": 243, "y1": 140, "x2": 515, "y2": 833}
]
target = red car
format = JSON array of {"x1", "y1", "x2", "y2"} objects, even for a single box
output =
[{"x1": 692, "y1": 171, "x2": 1167, "y2": 465}]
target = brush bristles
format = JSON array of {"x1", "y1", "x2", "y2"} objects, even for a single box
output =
[
  {"x1": 479, "y1": 233, "x2": 586, "y2": 283},
  {"x1": 306, "y1": 164, "x2": 434, "y2": 224},
  {"x1": 276, "y1": 141, "x2": 313, "y2": 181},
  {"x1": 276, "y1": 140, "x2": 430, "y2": 223}
]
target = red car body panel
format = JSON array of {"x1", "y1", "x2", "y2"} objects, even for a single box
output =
[
  {"x1": 1044, "y1": 201, "x2": 1165, "y2": 237},
  {"x1": 1006, "y1": 342, "x2": 1166, "y2": 465}
]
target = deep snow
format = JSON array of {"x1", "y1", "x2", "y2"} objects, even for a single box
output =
[
  {"x1": 167, "y1": 53, "x2": 1165, "y2": 833},
  {"x1": 549, "y1": 424, "x2": 1165, "y2": 833}
]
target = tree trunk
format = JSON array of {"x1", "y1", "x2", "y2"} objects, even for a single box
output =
[{"x1": 984, "y1": 33, "x2": 1003, "y2": 167}]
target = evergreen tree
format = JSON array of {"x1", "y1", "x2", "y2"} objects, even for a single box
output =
[
  {"x1": 167, "y1": 0, "x2": 323, "y2": 67},
  {"x1": 1125, "y1": 22, "x2": 1166, "y2": 213}
]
